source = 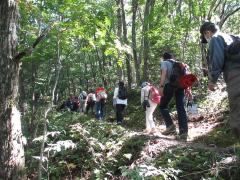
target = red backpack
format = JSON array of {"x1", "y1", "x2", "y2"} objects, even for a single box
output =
[{"x1": 149, "y1": 85, "x2": 161, "y2": 104}]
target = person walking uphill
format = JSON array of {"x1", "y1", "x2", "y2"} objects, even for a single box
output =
[
  {"x1": 113, "y1": 81, "x2": 128, "y2": 125},
  {"x1": 86, "y1": 90, "x2": 96, "y2": 115},
  {"x1": 79, "y1": 91, "x2": 87, "y2": 113},
  {"x1": 95, "y1": 85, "x2": 107, "y2": 120},
  {"x1": 159, "y1": 52, "x2": 189, "y2": 140},
  {"x1": 200, "y1": 22, "x2": 240, "y2": 138},
  {"x1": 141, "y1": 82, "x2": 158, "y2": 134}
]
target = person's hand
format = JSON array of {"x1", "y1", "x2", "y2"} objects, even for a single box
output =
[
  {"x1": 185, "y1": 88, "x2": 193, "y2": 101},
  {"x1": 208, "y1": 82, "x2": 216, "y2": 91},
  {"x1": 159, "y1": 87, "x2": 164, "y2": 96}
]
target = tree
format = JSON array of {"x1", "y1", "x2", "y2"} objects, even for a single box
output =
[
  {"x1": 0, "y1": 1, "x2": 51, "y2": 178},
  {"x1": 132, "y1": 0, "x2": 141, "y2": 85},
  {"x1": 142, "y1": 0, "x2": 155, "y2": 81},
  {"x1": 0, "y1": 1, "x2": 25, "y2": 179}
]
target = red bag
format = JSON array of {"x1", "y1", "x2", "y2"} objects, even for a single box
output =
[
  {"x1": 179, "y1": 74, "x2": 198, "y2": 89},
  {"x1": 149, "y1": 85, "x2": 161, "y2": 104}
]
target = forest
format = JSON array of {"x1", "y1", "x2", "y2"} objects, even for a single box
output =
[{"x1": 0, "y1": 0, "x2": 240, "y2": 179}]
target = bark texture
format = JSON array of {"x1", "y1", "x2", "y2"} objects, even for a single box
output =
[{"x1": 0, "y1": 1, "x2": 25, "y2": 179}]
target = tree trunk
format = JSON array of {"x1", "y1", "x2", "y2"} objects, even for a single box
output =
[
  {"x1": 31, "y1": 61, "x2": 37, "y2": 132},
  {"x1": 0, "y1": 1, "x2": 25, "y2": 179},
  {"x1": 132, "y1": 0, "x2": 141, "y2": 85},
  {"x1": 142, "y1": 0, "x2": 155, "y2": 81},
  {"x1": 116, "y1": 0, "x2": 123, "y2": 79},
  {"x1": 19, "y1": 68, "x2": 27, "y2": 115},
  {"x1": 38, "y1": 31, "x2": 62, "y2": 180},
  {"x1": 121, "y1": 0, "x2": 132, "y2": 88},
  {"x1": 94, "y1": 40, "x2": 107, "y2": 86}
]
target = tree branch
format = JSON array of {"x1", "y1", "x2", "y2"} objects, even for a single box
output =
[
  {"x1": 219, "y1": 6, "x2": 240, "y2": 28},
  {"x1": 14, "y1": 25, "x2": 53, "y2": 62}
]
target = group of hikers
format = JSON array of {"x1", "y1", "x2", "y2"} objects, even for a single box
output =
[
  {"x1": 60, "y1": 21, "x2": 240, "y2": 141},
  {"x1": 59, "y1": 87, "x2": 107, "y2": 120},
  {"x1": 144, "y1": 21, "x2": 240, "y2": 141},
  {"x1": 132, "y1": 21, "x2": 240, "y2": 141},
  {"x1": 59, "y1": 81, "x2": 128, "y2": 123},
  {"x1": 59, "y1": 50, "x2": 195, "y2": 141}
]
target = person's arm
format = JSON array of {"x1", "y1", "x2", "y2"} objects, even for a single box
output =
[
  {"x1": 159, "y1": 69, "x2": 167, "y2": 96},
  {"x1": 141, "y1": 88, "x2": 144, "y2": 104},
  {"x1": 112, "y1": 88, "x2": 117, "y2": 106},
  {"x1": 113, "y1": 87, "x2": 118, "y2": 99},
  {"x1": 208, "y1": 36, "x2": 225, "y2": 90},
  {"x1": 185, "y1": 88, "x2": 193, "y2": 101}
]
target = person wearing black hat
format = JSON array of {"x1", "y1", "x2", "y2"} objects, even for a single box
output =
[
  {"x1": 200, "y1": 21, "x2": 240, "y2": 138},
  {"x1": 113, "y1": 81, "x2": 128, "y2": 124},
  {"x1": 159, "y1": 52, "x2": 189, "y2": 141}
]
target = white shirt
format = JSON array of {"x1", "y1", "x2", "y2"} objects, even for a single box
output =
[
  {"x1": 113, "y1": 87, "x2": 127, "y2": 105},
  {"x1": 141, "y1": 85, "x2": 151, "y2": 103},
  {"x1": 86, "y1": 93, "x2": 96, "y2": 102}
]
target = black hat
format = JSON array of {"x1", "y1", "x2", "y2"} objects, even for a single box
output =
[
  {"x1": 118, "y1": 81, "x2": 124, "y2": 87},
  {"x1": 163, "y1": 52, "x2": 173, "y2": 60},
  {"x1": 200, "y1": 21, "x2": 217, "y2": 34}
]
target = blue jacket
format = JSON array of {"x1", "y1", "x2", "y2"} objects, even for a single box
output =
[{"x1": 208, "y1": 31, "x2": 233, "y2": 83}]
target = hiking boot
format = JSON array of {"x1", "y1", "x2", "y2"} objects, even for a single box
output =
[
  {"x1": 150, "y1": 128, "x2": 157, "y2": 134},
  {"x1": 143, "y1": 129, "x2": 151, "y2": 134},
  {"x1": 161, "y1": 125, "x2": 176, "y2": 135},
  {"x1": 175, "y1": 133, "x2": 188, "y2": 141},
  {"x1": 117, "y1": 121, "x2": 122, "y2": 125}
]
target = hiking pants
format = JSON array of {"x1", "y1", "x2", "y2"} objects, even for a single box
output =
[
  {"x1": 145, "y1": 100, "x2": 157, "y2": 129},
  {"x1": 159, "y1": 83, "x2": 188, "y2": 134},
  {"x1": 86, "y1": 101, "x2": 95, "y2": 115},
  {"x1": 79, "y1": 100, "x2": 86, "y2": 113},
  {"x1": 95, "y1": 100, "x2": 105, "y2": 120},
  {"x1": 116, "y1": 104, "x2": 126, "y2": 123},
  {"x1": 226, "y1": 68, "x2": 240, "y2": 138}
]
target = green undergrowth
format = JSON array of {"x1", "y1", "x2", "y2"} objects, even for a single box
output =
[
  {"x1": 24, "y1": 89, "x2": 240, "y2": 179},
  {"x1": 193, "y1": 98, "x2": 239, "y2": 148},
  {"x1": 153, "y1": 146, "x2": 240, "y2": 179},
  {"x1": 194, "y1": 122, "x2": 240, "y2": 147}
]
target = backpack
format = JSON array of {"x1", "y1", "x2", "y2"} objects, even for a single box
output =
[
  {"x1": 168, "y1": 60, "x2": 187, "y2": 88},
  {"x1": 81, "y1": 94, "x2": 87, "y2": 100},
  {"x1": 98, "y1": 90, "x2": 107, "y2": 100},
  {"x1": 148, "y1": 85, "x2": 161, "y2": 104},
  {"x1": 79, "y1": 91, "x2": 87, "y2": 100},
  {"x1": 118, "y1": 86, "x2": 127, "y2": 100},
  {"x1": 225, "y1": 35, "x2": 240, "y2": 61},
  {"x1": 88, "y1": 95, "x2": 94, "y2": 103}
]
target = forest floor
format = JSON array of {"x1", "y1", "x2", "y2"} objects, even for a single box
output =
[{"x1": 25, "y1": 85, "x2": 240, "y2": 179}]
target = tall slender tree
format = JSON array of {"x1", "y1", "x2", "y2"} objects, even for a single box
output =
[
  {"x1": 0, "y1": 1, "x2": 25, "y2": 179},
  {"x1": 132, "y1": 0, "x2": 141, "y2": 85},
  {"x1": 142, "y1": 0, "x2": 155, "y2": 81},
  {"x1": 121, "y1": 0, "x2": 132, "y2": 87}
]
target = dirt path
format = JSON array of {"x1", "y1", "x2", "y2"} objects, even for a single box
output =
[{"x1": 129, "y1": 86, "x2": 230, "y2": 169}]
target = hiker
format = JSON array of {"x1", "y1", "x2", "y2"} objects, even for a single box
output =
[
  {"x1": 58, "y1": 98, "x2": 72, "y2": 111},
  {"x1": 200, "y1": 21, "x2": 240, "y2": 138},
  {"x1": 72, "y1": 96, "x2": 80, "y2": 112},
  {"x1": 113, "y1": 81, "x2": 128, "y2": 124},
  {"x1": 79, "y1": 91, "x2": 87, "y2": 113},
  {"x1": 86, "y1": 90, "x2": 96, "y2": 115},
  {"x1": 141, "y1": 82, "x2": 158, "y2": 134},
  {"x1": 65, "y1": 95, "x2": 74, "y2": 111},
  {"x1": 159, "y1": 52, "x2": 190, "y2": 140},
  {"x1": 95, "y1": 85, "x2": 107, "y2": 120}
]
